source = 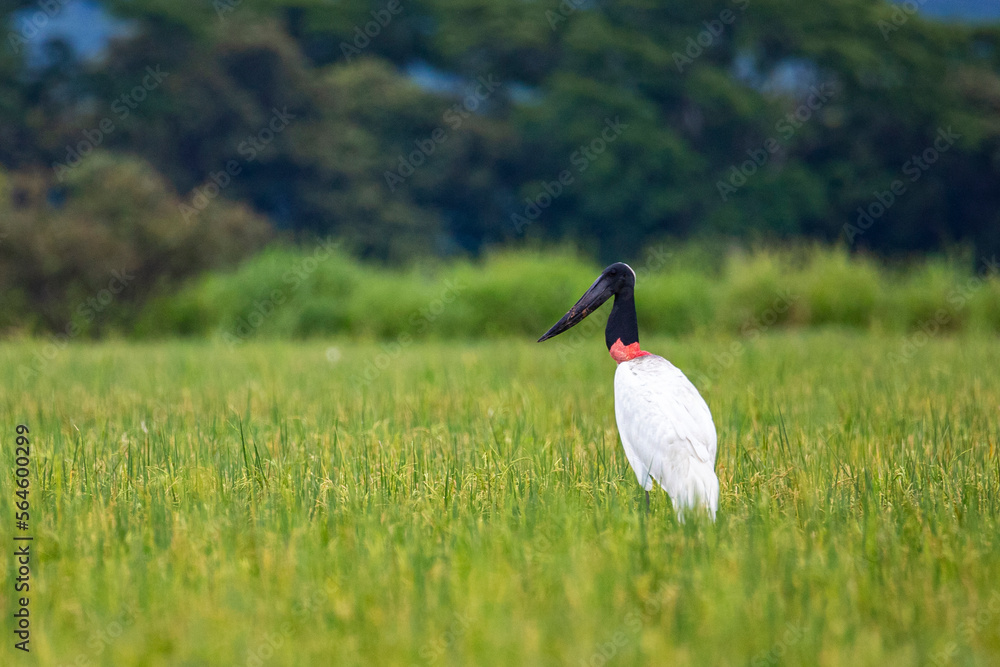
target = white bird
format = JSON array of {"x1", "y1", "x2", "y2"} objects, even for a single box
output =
[{"x1": 538, "y1": 262, "x2": 719, "y2": 521}]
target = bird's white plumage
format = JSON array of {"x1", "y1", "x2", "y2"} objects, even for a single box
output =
[{"x1": 614, "y1": 354, "x2": 719, "y2": 520}]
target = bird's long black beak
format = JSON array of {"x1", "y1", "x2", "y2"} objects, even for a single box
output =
[{"x1": 537, "y1": 273, "x2": 616, "y2": 342}]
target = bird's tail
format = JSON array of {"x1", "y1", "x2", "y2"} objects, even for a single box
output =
[{"x1": 671, "y1": 460, "x2": 719, "y2": 523}]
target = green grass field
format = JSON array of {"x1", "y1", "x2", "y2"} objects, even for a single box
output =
[{"x1": 3, "y1": 332, "x2": 999, "y2": 665}]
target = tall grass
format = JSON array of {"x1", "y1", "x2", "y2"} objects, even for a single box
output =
[
  {"x1": 1, "y1": 333, "x2": 998, "y2": 664},
  {"x1": 137, "y1": 244, "x2": 1000, "y2": 341}
]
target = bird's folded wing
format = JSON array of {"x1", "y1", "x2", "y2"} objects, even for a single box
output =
[{"x1": 614, "y1": 357, "x2": 717, "y2": 491}]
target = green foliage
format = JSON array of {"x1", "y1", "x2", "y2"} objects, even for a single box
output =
[
  {"x1": 969, "y1": 276, "x2": 1000, "y2": 333},
  {"x1": 140, "y1": 243, "x2": 1000, "y2": 340},
  {"x1": 3, "y1": 0, "x2": 1000, "y2": 336},
  {"x1": 0, "y1": 153, "x2": 271, "y2": 334},
  {"x1": 796, "y1": 247, "x2": 880, "y2": 327},
  {"x1": 885, "y1": 261, "x2": 971, "y2": 333},
  {"x1": 717, "y1": 249, "x2": 798, "y2": 331},
  {"x1": 635, "y1": 269, "x2": 718, "y2": 337},
  {"x1": 4, "y1": 0, "x2": 1000, "y2": 263},
  {"x1": 2, "y1": 334, "x2": 998, "y2": 663}
]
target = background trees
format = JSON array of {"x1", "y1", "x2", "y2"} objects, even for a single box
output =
[{"x1": 2, "y1": 0, "x2": 999, "y2": 333}]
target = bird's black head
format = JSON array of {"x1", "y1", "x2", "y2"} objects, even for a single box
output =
[
  {"x1": 537, "y1": 262, "x2": 639, "y2": 350},
  {"x1": 600, "y1": 262, "x2": 636, "y2": 294}
]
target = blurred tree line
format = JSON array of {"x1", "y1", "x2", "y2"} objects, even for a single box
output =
[{"x1": 1, "y1": 0, "x2": 999, "y2": 332}]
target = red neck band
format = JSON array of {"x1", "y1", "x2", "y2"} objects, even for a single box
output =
[{"x1": 609, "y1": 338, "x2": 651, "y2": 363}]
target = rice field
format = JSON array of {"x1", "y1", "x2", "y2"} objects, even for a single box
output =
[{"x1": 2, "y1": 331, "x2": 999, "y2": 665}]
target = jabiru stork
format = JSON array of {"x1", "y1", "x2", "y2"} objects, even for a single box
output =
[{"x1": 538, "y1": 262, "x2": 719, "y2": 521}]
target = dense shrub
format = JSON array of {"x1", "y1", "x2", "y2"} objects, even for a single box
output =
[
  {"x1": 136, "y1": 244, "x2": 1000, "y2": 341},
  {"x1": 0, "y1": 154, "x2": 272, "y2": 336}
]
